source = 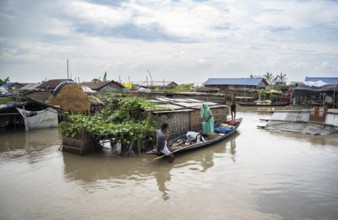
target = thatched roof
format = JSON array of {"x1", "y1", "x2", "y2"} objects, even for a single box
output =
[{"x1": 48, "y1": 84, "x2": 90, "y2": 113}]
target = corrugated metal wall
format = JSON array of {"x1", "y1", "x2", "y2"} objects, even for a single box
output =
[
  {"x1": 155, "y1": 111, "x2": 191, "y2": 139},
  {"x1": 271, "y1": 109, "x2": 338, "y2": 126},
  {"x1": 154, "y1": 106, "x2": 228, "y2": 139}
]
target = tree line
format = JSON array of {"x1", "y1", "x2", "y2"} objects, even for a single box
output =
[{"x1": 250, "y1": 72, "x2": 287, "y2": 84}]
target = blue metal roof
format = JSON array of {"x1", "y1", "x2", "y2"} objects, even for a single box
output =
[
  {"x1": 204, "y1": 78, "x2": 266, "y2": 86},
  {"x1": 305, "y1": 77, "x2": 338, "y2": 84},
  {"x1": 0, "y1": 82, "x2": 16, "y2": 88}
]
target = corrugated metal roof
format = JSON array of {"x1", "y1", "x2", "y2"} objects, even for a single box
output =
[
  {"x1": 204, "y1": 78, "x2": 266, "y2": 86},
  {"x1": 20, "y1": 83, "x2": 42, "y2": 91},
  {"x1": 0, "y1": 82, "x2": 21, "y2": 88},
  {"x1": 137, "y1": 81, "x2": 177, "y2": 87},
  {"x1": 80, "y1": 80, "x2": 124, "y2": 90},
  {"x1": 150, "y1": 96, "x2": 219, "y2": 112},
  {"x1": 1, "y1": 82, "x2": 15, "y2": 88},
  {"x1": 38, "y1": 79, "x2": 71, "y2": 89},
  {"x1": 305, "y1": 77, "x2": 338, "y2": 84}
]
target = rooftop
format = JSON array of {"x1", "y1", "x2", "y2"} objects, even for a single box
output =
[
  {"x1": 80, "y1": 80, "x2": 124, "y2": 90},
  {"x1": 305, "y1": 77, "x2": 338, "y2": 84},
  {"x1": 37, "y1": 79, "x2": 71, "y2": 90},
  {"x1": 204, "y1": 78, "x2": 268, "y2": 86}
]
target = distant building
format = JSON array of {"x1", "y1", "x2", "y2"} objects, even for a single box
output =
[
  {"x1": 37, "y1": 79, "x2": 71, "y2": 91},
  {"x1": 291, "y1": 76, "x2": 338, "y2": 108},
  {"x1": 80, "y1": 80, "x2": 124, "y2": 93},
  {"x1": 0, "y1": 82, "x2": 23, "y2": 92},
  {"x1": 196, "y1": 86, "x2": 220, "y2": 93},
  {"x1": 133, "y1": 81, "x2": 178, "y2": 90},
  {"x1": 204, "y1": 78, "x2": 268, "y2": 90},
  {"x1": 25, "y1": 79, "x2": 71, "y2": 103},
  {"x1": 19, "y1": 83, "x2": 42, "y2": 92},
  {"x1": 204, "y1": 78, "x2": 269, "y2": 103},
  {"x1": 305, "y1": 77, "x2": 338, "y2": 84}
]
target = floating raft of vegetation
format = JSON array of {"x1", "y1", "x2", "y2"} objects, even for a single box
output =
[{"x1": 60, "y1": 94, "x2": 169, "y2": 155}]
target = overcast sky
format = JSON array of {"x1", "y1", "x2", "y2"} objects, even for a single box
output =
[{"x1": 0, "y1": 0, "x2": 337, "y2": 84}]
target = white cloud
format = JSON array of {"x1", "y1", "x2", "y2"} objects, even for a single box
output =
[
  {"x1": 66, "y1": 0, "x2": 132, "y2": 28},
  {"x1": 320, "y1": 61, "x2": 333, "y2": 69},
  {"x1": 288, "y1": 61, "x2": 309, "y2": 69},
  {"x1": 1, "y1": 0, "x2": 338, "y2": 83}
]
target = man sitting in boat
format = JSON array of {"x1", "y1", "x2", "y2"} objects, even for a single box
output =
[
  {"x1": 200, "y1": 103, "x2": 214, "y2": 136},
  {"x1": 185, "y1": 131, "x2": 205, "y2": 145},
  {"x1": 156, "y1": 123, "x2": 175, "y2": 163}
]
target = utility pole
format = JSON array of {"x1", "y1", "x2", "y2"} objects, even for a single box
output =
[
  {"x1": 67, "y1": 59, "x2": 69, "y2": 79},
  {"x1": 148, "y1": 69, "x2": 153, "y2": 86}
]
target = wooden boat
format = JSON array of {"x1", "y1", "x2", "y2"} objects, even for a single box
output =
[
  {"x1": 149, "y1": 118, "x2": 242, "y2": 161},
  {"x1": 238, "y1": 101, "x2": 288, "y2": 107}
]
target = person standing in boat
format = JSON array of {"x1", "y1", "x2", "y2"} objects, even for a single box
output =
[
  {"x1": 230, "y1": 93, "x2": 237, "y2": 121},
  {"x1": 156, "y1": 123, "x2": 175, "y2": 163},
  {"x1": 285, "y1": 90, "x2": 292, "y2": 105},
  {"x1": 200, "y1": 103, "x2": 214, "y2": 136}
]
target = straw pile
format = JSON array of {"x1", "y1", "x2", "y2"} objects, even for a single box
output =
[{"x1": 48, "y1": 84, "x2": 90, "y2": 113}]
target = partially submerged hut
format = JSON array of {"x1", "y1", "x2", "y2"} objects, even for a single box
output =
[
  {"x1": 48, "y1": 83, "x2": 93, "y2": 155},
  {"x1": 259, "y1": 108, "x2": 338, "y2": 135},
  {"x1": 149, "y1": 97, "x2": 229, "y2": 140},
  {"x1": 60, "y1": 95, "x2": 229, "y2": 156}
]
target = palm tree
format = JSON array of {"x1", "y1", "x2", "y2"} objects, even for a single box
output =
[
  {"x1": 0, "y1": 77, "x2": 10, "y2": 86},
  {"x1": 276, "y1": 72, "x2": 287, "y2": 83},
  {"x1": 263, "y1": 72, "x2": 274, "y2": 82}
]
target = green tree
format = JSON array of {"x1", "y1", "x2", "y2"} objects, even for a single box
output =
[
  {"x1": 275, "y1": 72, "x2": 287, "y2": 84},
  {"x1": 165, "y1": 83, "x2": 194, "y2": 93},
  {"x1": 249, "y1": 74, "x2": 261, "y2": 78},
  {"x1": 263, "y1": 72, "x2": 274, "y2": 82},
  {"x1": 0, "y1": 77, "x2": 10, "y2": 86},
  {"x1": 103, "y1": 72, "x2": 107, "y2": 81},
  {"x1": 92, "y1": 77, "x2": 101, "y2": 83}
]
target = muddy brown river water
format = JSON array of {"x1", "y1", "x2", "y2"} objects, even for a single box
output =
[{"x1": 1, "y1": 110, "x2": 338, "y2": 220}]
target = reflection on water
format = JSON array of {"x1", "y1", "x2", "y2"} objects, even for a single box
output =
[
  {"x1": 154, "y1": 163, "x2": 173, "y2": 201},
  {"x1": 0, "y1": 128, "x2": 61, "y2": 162},
  {"x1": 62, "y1": 152, "x2": 155, "y2": 183},
  {"x1": 61, "y1": 133, "x2": 241, "y2": 202},
  {"x1": 229, "y1": 136, "x2": 237, "y2": 162},
  {"x1": 151, "y1": 134, "x2": 240, "y2": 201},
  {"x1": 1, "y1": 111, "x2": 338, "y2": 220},
  {"x1": 266, "y1": 129, "x2": 338, "y2": 146}
]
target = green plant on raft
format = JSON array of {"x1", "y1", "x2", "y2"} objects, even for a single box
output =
[
  {"x1": 164, "y1": 83, "x2": 194, "y2": 93},
  {"x1": 60, "y1": 113, "x2": 156, "y2": 148},
  {"x1": 100, "y1": 95, "x2": 169, "y2": 123},
  {"x1": 59, "y1": 96, "x2": 167, "y2": 150}
]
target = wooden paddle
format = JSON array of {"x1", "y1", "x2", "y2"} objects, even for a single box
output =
[{"x1": 152, "y1": 144, "x2": 184, "y2": 162}]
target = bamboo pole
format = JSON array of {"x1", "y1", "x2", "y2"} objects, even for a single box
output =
[
  {"x1": 67, "y1": 59, "x2": 69, "y2": 79},
  {"x1": 334, "y1": 84, "x2": 336, "y2": 109}
]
